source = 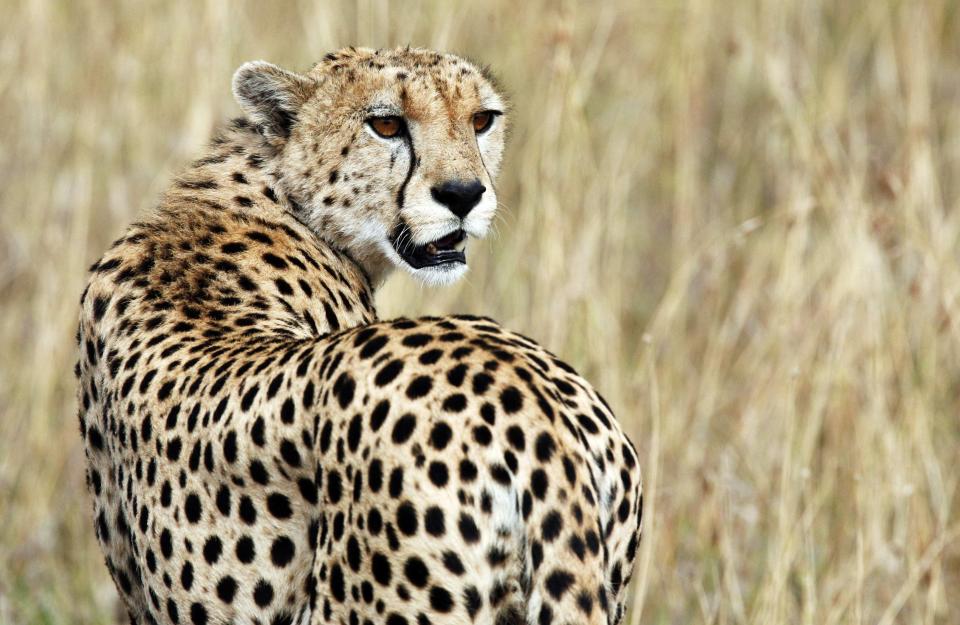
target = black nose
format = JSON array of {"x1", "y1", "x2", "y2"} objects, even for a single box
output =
[{"x1": 430, "y1": 179, "x2": 486, "y2": 219}]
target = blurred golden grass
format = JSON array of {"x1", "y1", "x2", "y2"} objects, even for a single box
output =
[{"x1": 1, "y1": 0, "x2": 959, "y2": 623}]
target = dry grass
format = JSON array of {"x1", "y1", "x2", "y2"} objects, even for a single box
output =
[{"x1": 1, "y1": 1, "x2": 959, "y2": 623}]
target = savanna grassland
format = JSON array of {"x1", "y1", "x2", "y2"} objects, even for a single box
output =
[{"x1": 1, "y1": 1, "x2": 959, "y2": 623}]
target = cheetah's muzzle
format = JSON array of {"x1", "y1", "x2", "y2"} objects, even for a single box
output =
[{"x1": 391, "y1": 224, "x2": 467, "y2": 269}]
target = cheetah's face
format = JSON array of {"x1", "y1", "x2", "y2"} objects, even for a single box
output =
[{"x1": 233, "y1": 48, "x2": 507, "y2": 287}]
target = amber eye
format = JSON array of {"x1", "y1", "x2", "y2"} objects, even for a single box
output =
[
  {"x1": 368, "y1": 116, "x2": 404, "y2": 138},
  {"x1": 472, "y1": 111, "x2": 496, "y2": 134}
]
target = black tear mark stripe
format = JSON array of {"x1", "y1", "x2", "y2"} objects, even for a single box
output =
[{"x1": 396, "y1": 127, "x2": 418, "y2": 212}]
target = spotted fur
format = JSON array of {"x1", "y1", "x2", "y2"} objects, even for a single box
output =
[{"x1": 77, "y1": 47, "x2": 642, "y2": 625}]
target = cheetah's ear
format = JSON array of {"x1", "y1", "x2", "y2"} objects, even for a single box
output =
[{"x1": 232, "y1": 61, "x2": 316, "y2": 141}]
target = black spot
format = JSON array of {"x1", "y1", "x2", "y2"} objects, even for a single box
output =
[
  {"x1": 326, "y1": 366, "x2": 354, "y2": 407},
  {"x1": 203, "y1": 536, "x2": 222, "y2": 564},
  {"x1": 298, "y1": 477, "x2": 318, "y2": 504},
  {"x1": 429, "y1": 422, "x2": 452, "y2": 450},
  {"x1": 442, "y1": 393, "x2": 467, "y2": 412},
  {"x1": 568, "y1": 534, "x2": 586, "y2": 560},
  {"x1": 347, "y1": 535, "x2": 362, "y2": 572},
  {"x1": 535, "y1": 432, "x2": 556, "y2": 462},
  {"x1": 404, "y1": 556, "x2": 429, "y2": 587},
  {"x1": 240, "y1": 384, "x2": 259, "y2": 411},
  {"x1": 216, "y1": 576, "x2": 237, "y2": 603},
  {"x1": 267, "y1": 493, "x2": 292, "y2": 519},
  {"x1": 375, "y1": 359, "x2": 404, "y2": 386},
  {"x1": 391, "y1": 414, "x2": 417, "y2": 444},
  {"x1": 262, "y1": 253, "x2": 288, "y2": 269},
  {"x1": 271, "y1": 536, "x2": 295, "y2": 567},
  {"x1": 406, "y1": 375, "x2": 433, "y2": 399},
  {"x1": 184, "y1": 493, "x2": 202, "y2": 523},
  {"x1": 164, "y1": 404, "x2": 181, "y2": 430},
  {"x1": 585, "y1": 530, "x2": 600, "y2": 555},
  {"x1": 160, "y1": 528, "x2": 173, "y2": 558},
  {"x1": 157, "y1": 380, "x2": 176, "y2": 401},
  {"x1": 577, "y1": 413, "x2": 599, "y2": 435},
  {"x1": 458, "y1": 513, "x2": 480, "y2": 543},
  {"x1": 180, "y1": 562, "x2": 194, "y2": 590},
  {"x1": 160, "y1": 482, "x2": 172, "y2": 507},
  {"x1": 442, "y1": 551, "x2": 465, "y2": 575},
  {"x1": 190, "y1": 602, "x2": 208, "y2": 625},
  {"x1": 402, "y1": 333, "x2": 431, "y2": 347},
  {"x1": 500, "y1": 386, "x2": 524, "y2": 413},
  {"x1": 538, "y1": 605, "x2": 553, "y2": 625},
  {"x1": 246, "y1": 230, "x2": 272, "y2": 244},
  {"x1": 372, "y1": 552, "x2": 392, "y2": 585},
  {"x1": 215, "y1": 486, "x2": 231, "y2": 516},
  {"x1": 330, "y1": 563, "x2": 346, "y2": 602},
  {"x1": 490, "y1": 464, "x2": 512, "y2": 485},
  {"x1": 506, "y1": 425, "x2": 525, "y2": 451},
  {"x1": 347, "y1": 414, "x2": 363, "y2": 452},
  {"x1": 91, "y1": 296, "x2": 110, "y2": 321},
  {"x1": 280, "y1": 439, "x2": 301, "y2": 467},
  {"x1": 236, "y1": 536, "x2": 255, "y2": 563},
  {"x1": 253, "y1": 579, "x2": 275, "y2": 607},
  {"x1": 249, "y1": 460, "x2": 270, "y2": 485},
  {"x1": 464, "y1": 586, "x2": 482, "y2": 618},
  {"x1": 545, "y1": 570, "x2": 574, "y2": 599},
  {"x1": 221, "y1": 241, "x2": 247, "y2": 254},
  {"x1": 424, "y1": 506, "x2": 445, "y2": 536},
  {"x1": 223, "y1": 430, "x2": 237, "y2": 463},
  {"x1": 428, "y1": 461, "x2": 449, "y2": 487},
  {"x1": 419, "y1": 349, "x2": 443, "y2": 365},
  {"x1": 323, "y1": 302, "x2": 340, "y2": 330},
  {"x1": 359, "y1": 334, "x2": 389, "y2": 359},
  {"x1": 472, "y1": 425, "x2": 492, "y2": 446},
  {"x1": 166, "y1": 437, "x2": 182, "y2": 461},
  {"x1": 370, "y1": 399, "x2": 390, "y2": 431},
  {"x1": 445, "y1": 363, "x2": 467, "y2": 386},
  {"x1": 531, "y1": 469, "x2": 549, "y2": 500},
  {"x1": 472, "y1": 373, "x2": 493, "y2": 394},
  {"x1": 429, "y1": 586, "x2": 453, "y2": 613},
  {"x1": 368, "y1": 459, "x2": 383, "y2": 492},
  {"x1": 239, "y1": 496, "x2": 257, "y2": 525},
  {"x1": 562, "y1": 456, "x2": 577, "y2": 485},
  {"x1": 542, "y1": 511, "x2": 563, "y2": 541},
  {"x1": 327, "y1": 470, "x2": 343, "y2": 504},
  {"x1": 280, "y1": 397, "x2": 295, "y2": 423},
  {"x1": 389, "y1": 468, "x2": 404, "y2": 498},
  {"x1": 459, "y1": 459, "x2": 478, "y2": 482},
  {"x1": 396, "y1": 502, "x2": 418, "y2": 535}
]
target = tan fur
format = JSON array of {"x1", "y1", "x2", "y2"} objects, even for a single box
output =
[
  {"x1": 77, "y1": 47, "x2": 641, "y2": 625},
  {"x1": 233, "y1": 47, "x2": 508, "y2": 286}
]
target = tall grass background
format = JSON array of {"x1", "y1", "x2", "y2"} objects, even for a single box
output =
[{"x1": 1, "y1": 1, "x2": 959, "y2": 623}]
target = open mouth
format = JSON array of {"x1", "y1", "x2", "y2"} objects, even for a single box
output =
[{"x1": 391, "y1": 224, "x2": 467, "y2": 269}]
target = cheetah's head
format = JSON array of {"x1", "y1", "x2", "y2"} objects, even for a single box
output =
[{"x1": 233, "y1": 47, "x2": 507, "y2": 287}]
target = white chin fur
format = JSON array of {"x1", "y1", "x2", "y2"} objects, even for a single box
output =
[
  {"x1": 409, "y1": 262, "x2": 469, "y2": 287},
  {"x1": 378, "y1": 240, "x2": 470, "y2": 287}
]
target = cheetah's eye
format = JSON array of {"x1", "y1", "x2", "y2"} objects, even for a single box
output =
[
  {"x1": 472, "y1": 111, "x2": 496, "y2": 134},
  {"x1": 368, "y1": 116, "x2": 404, "y2": 138}
]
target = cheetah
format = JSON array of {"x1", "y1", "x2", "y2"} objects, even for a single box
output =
[{"x1": 76, "y1": 47, "x2": 643, "y2": 625}]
